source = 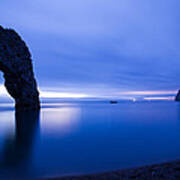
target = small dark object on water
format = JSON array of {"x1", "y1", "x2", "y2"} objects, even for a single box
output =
[{"x1": 110, "y1": 100, "x2": 118, "y2": 104}]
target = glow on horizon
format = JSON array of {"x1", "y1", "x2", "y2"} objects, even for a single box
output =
[
  {"x1": 115, "y1": 90, "x2": 177, "y2": 95},
  {"x1": 39, "y1": 89, "x2": 177, "y2": 99},
  {"x1": 0, "y1": 85, "x2": 11, "y2": 98},
  {"x1": 39, "y1": 91, "x2": 90, "y2": 98},
  {"x1": 144, "y1": 97, "x2": 174, "y2": 101},
  {"x1": 0, "y1": 84, "x2": 177, "y2": 99},
  {"x1": 0, "y1": 85, "x2": 90, "y2": 99}
]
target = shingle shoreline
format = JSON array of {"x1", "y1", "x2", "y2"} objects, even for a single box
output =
[{"x1": 44, "y1": 160, "x2": 180, "y2": 180}]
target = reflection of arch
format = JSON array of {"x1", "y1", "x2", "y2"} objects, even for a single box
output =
[
  {"x1": 0, "y1": 26, "x2": 40, "y2": 110},
  {"x1": 0, "y1": 110, "x2": 40, "y2": 170}
]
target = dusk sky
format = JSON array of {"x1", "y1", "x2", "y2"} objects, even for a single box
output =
[{"x1": 0, "y1": 0, "x2": 180, "y2": 99}]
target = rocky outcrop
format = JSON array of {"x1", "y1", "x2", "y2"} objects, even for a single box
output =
[
  {"x1": 175, "y1": 90, "x2": 180, "y2": 101},
  {"x1": 0, "y1": 26, "x2": 40, "y2": 110}
]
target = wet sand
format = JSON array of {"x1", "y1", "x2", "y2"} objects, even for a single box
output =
[{"x1": 44, "y1": 159, "x2": 180, "y2": 180}]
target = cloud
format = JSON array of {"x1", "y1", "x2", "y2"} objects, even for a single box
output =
[{"x1": 0, "y1": 0, "x2": 180, "y2": 95}]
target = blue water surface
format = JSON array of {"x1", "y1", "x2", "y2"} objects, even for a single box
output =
[{"x1": 0, "y1": 101, "x2": 180, "y2": 179}]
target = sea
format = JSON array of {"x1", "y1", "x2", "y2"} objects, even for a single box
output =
[{"x1": 0, "y1": 100, "x2": 180, "y2": 179}]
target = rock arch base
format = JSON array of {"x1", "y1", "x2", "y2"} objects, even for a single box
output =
[{"x1": 0, "y1": 26, "x2": 40, "y2": 110}]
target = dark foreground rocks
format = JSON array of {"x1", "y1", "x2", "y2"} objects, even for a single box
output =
[
  {"x1": 0, "y1": 26, "x2": 40, "y2": 110},
  {"x1": 44, "y1": 160, "x2": 180, "y2": 180}
]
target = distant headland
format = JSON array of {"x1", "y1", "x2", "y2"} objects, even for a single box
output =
[
  {"x1": 0, "y1": 26, "x2": 40, "y2": 110},
  {"x1": 175, "y1": 90, "x2": 180, "y2": 101}
]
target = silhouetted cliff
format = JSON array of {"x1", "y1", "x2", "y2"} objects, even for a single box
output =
[{"x1": 0, "y1": 26, "x2": 40, "y2": 110}]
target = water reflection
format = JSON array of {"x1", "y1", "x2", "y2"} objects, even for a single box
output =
[
  {"x1": 0, "y1": 102, "x2": 180, "y2": 179},
  {"x1": 0, "y1": 110, "x2": 40, "y2": 177},
  {"x1": 41, "y1": 107, "x2": 81, "y2": 136}
]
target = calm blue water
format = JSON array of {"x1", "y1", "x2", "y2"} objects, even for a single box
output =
[{"x1": 0, "y1": 101, "x2": 180, "y2": 179}]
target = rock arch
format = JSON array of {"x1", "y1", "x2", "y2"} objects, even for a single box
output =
[{"x1": 0, "y1": 26, "x2": 40, "y2": 110}]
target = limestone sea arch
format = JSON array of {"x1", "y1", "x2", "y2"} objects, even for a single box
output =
[{"x1": 0, "y1": 26, "x2": 40, "y2": 110}]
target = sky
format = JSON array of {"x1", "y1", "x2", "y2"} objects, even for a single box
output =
[{"x1": 0, "y1": 0, "x2": 180, "y2": 99}]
